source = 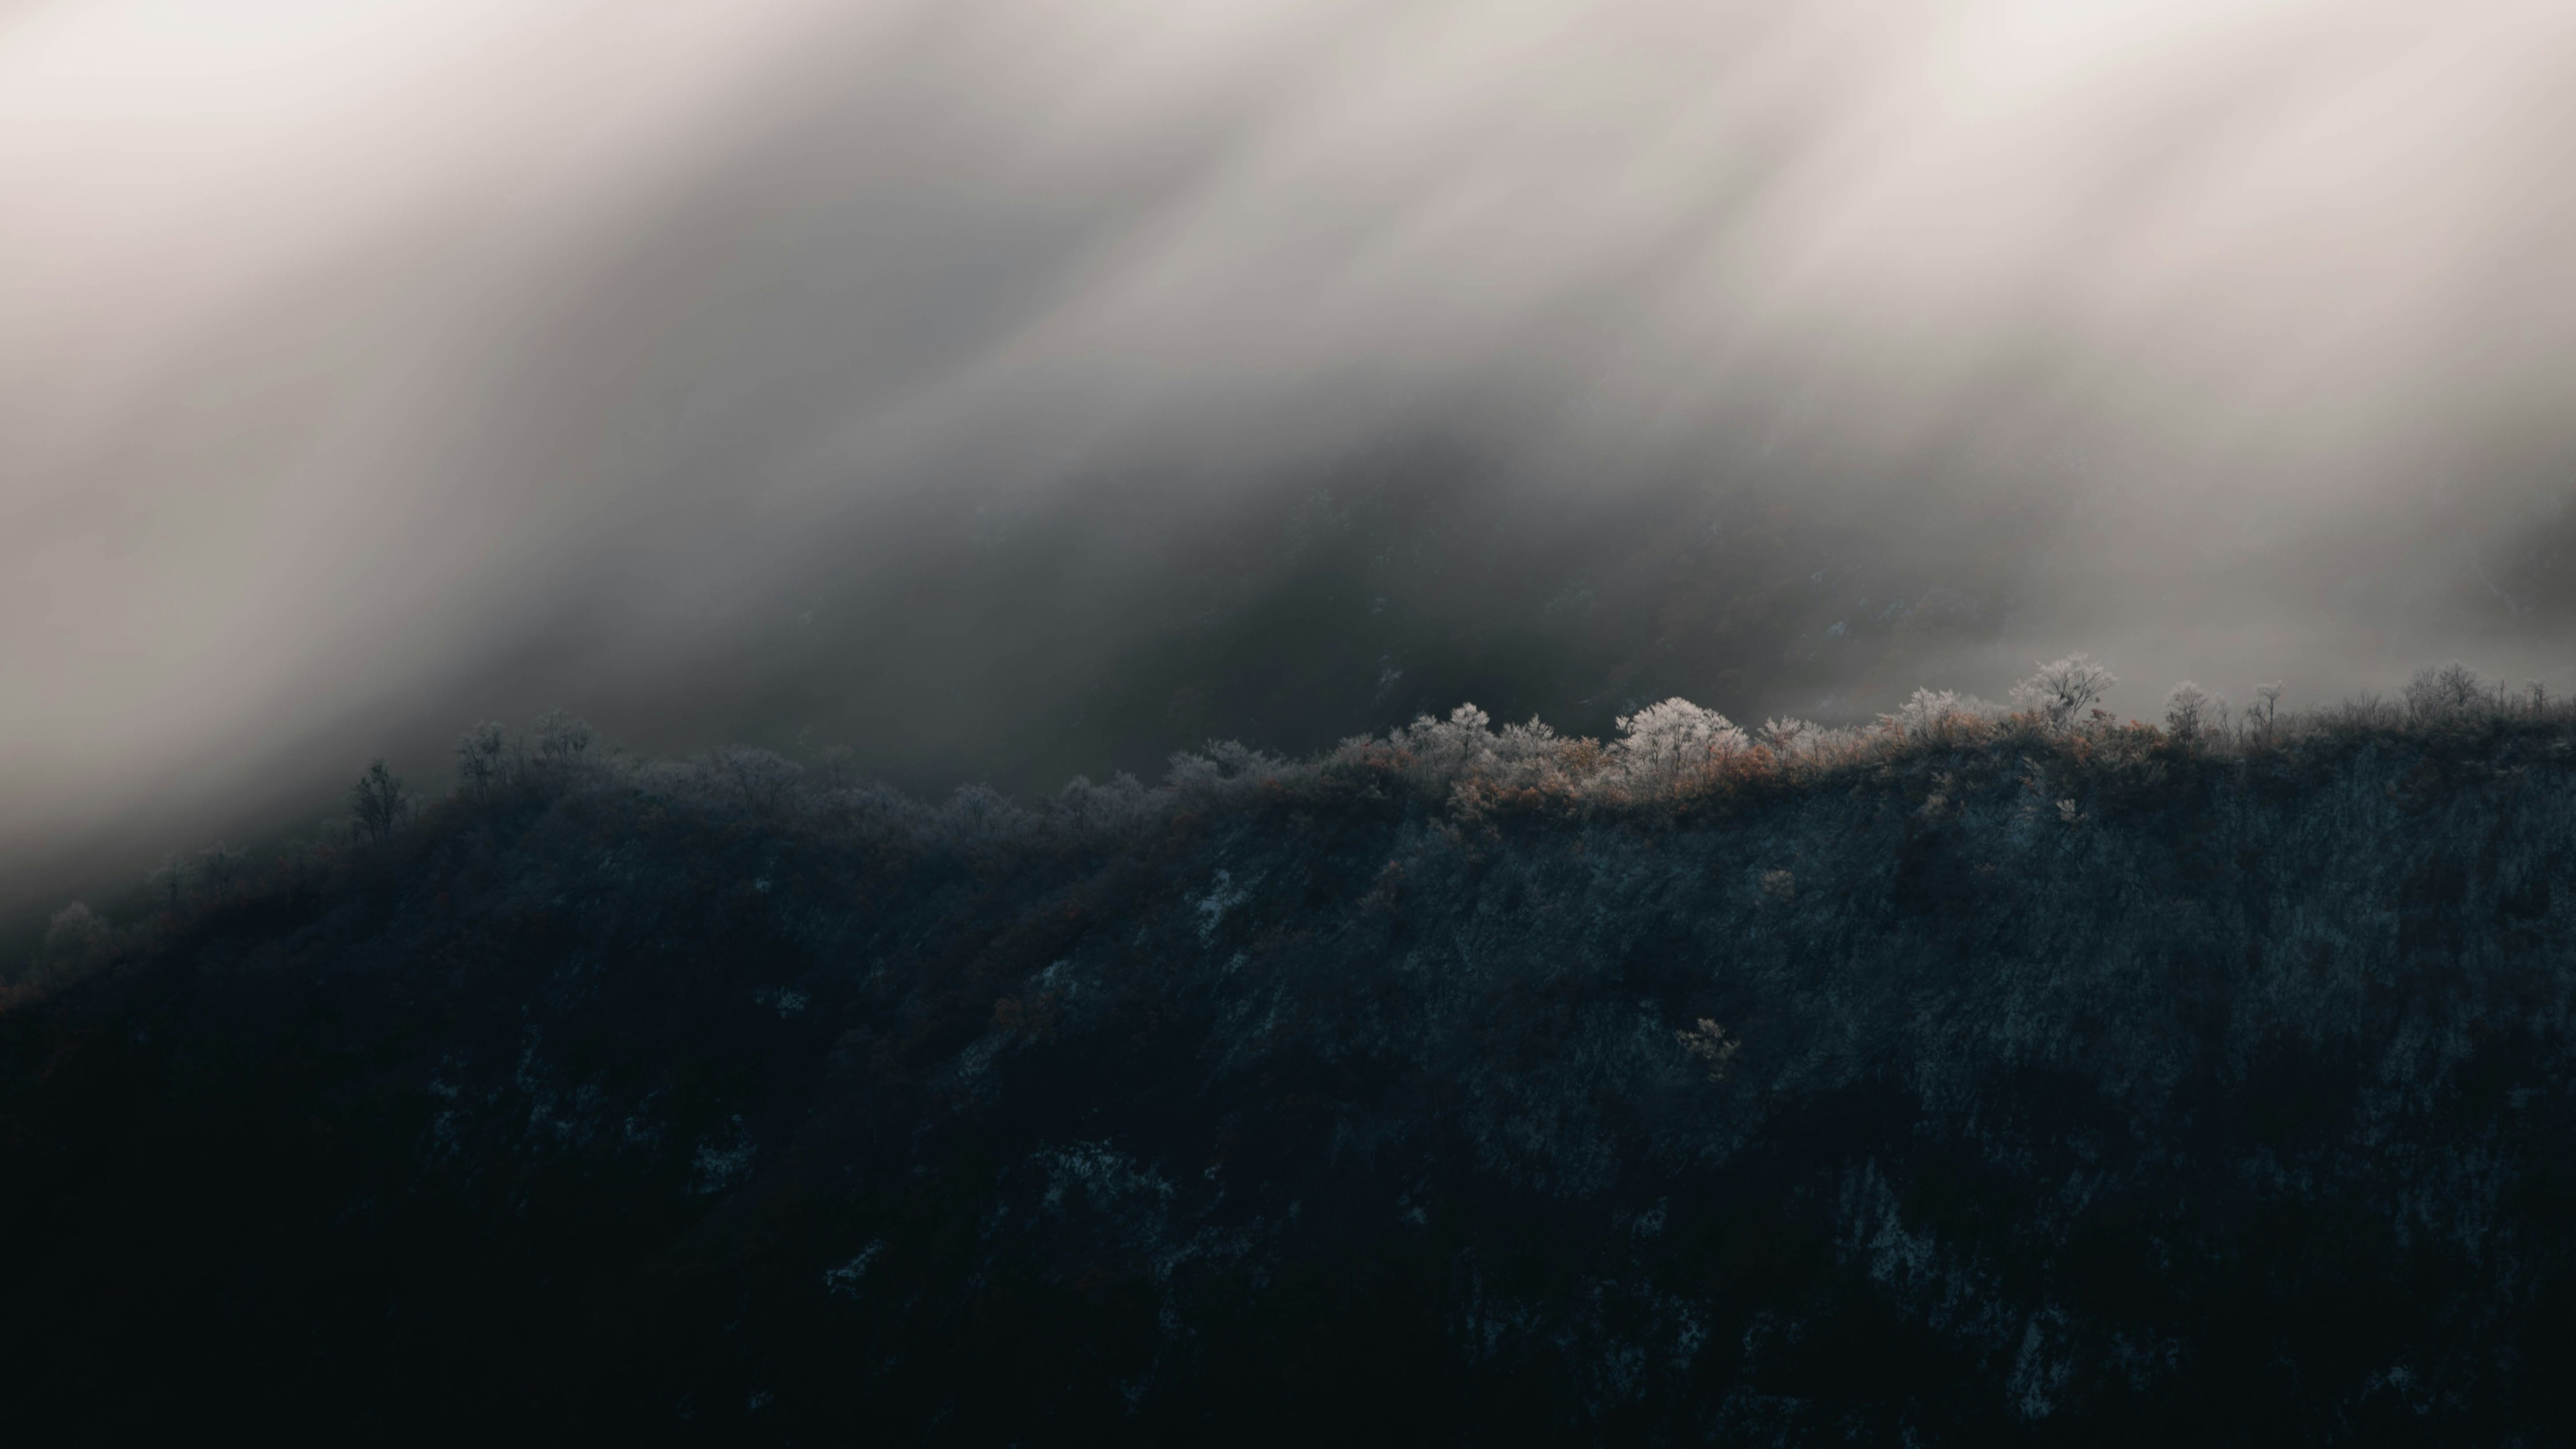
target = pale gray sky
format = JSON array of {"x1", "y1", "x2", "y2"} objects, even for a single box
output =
[{"x1": 8, "y1": 0, "x2": 2576, "y2": 902}]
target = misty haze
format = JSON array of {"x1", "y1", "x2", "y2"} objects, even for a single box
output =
[{"x1": 9, "y1": 1, "x2": 2576, "y2": 1441}]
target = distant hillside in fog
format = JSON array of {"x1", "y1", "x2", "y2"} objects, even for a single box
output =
[{"x1": 10, "y1": 676, "x2": 2576, "y2": 1442}]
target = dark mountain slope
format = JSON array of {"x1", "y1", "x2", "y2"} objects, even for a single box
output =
[{"x1": 9, "y1": 706, "x2": 2576, "y2": 1444}]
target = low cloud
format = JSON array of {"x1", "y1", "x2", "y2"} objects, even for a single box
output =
[{"x1": 7, "y1": 0, "x2": 2576, "y2": 902}]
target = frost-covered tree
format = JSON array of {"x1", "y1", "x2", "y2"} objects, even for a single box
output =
[
  {"x1": 1754, "y1": 716, "x2": 1874, "y2": 765},
  {"x1": 2009, "y1": 653, "x2": 2116, "y2": 731},
  {"x1": 2162, "y1": 682, "x2": 2225, "y2": 744},
  {"x1": 1057, "y1": 771, "x2": 1157, "y2": 840},
  {"x1": 1393, "y1": 704, "x2": 1497, "y2": 777},
  {"x1": 533, "y1": 710, "x2": 594, "y2": 768},
  {"x1": 1488, "y1": 715, "x2": 1563, "y2": 771},
  {"x1": 710, "y1": 745, "x2": 804, "y2": 813},
  {"x1": 1885, "y1": 688, "x2": 2002, "y2": 743},
  {"x1": 933, "y1": 783, "x2": 1033, "y2": 857},
  {"x1": 1168, "y1": 739, "x2": 1289, "y2": 795},
  {"x1": 1613, "y1": 699, "x2": 1747, "y2": 786},
  {"x1": 2404, "y1": 662, "x2": 2483, "y2": 723}
]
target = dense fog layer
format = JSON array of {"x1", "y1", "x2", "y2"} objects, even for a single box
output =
[{"x1": 7, "y1": 0, "x2": 2576, "y2": 911}]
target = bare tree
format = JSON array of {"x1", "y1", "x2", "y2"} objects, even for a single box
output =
[
  {"x1": 533, "y1": 710, "x2": 594, "y2": 769},
  {"x1": 2436, "y1": 661, "x2": 2482, "y2": 710},
  {"x1": 2404, "y1": 661, "x2": 2483, "y2": 723},
  {"x1": 2242, "y1": 682, "x2": 2286, "y2": 744},
  {"x1": 2163, "y1": 682, "x2": 2225, "y2": 745},
  {"x1": 454, "y1": 720, "x2": 507, "y2": 795},
  {"x1": 350, "y1": 759, "x2": 409, "y2": 849},
  {"x1": 711, "y1": 745, "x2": 804, "y2": 813}
]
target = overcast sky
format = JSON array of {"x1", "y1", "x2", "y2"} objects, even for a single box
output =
[{"x1": 9, "y1": 0, "x2": 2576, "y2": 905}]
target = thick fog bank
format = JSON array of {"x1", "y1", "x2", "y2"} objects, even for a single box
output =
[{"x1": 8, "y1": 0, "x2": 2576, "y2": 912}]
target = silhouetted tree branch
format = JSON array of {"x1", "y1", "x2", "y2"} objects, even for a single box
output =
[{"x1": 350, "y1": 759, "x2": 409, "y2": 849}]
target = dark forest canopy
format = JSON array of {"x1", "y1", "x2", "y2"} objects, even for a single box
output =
[{"x1": 9, "y1": 674, "x2": 2576, "y2": 1442}]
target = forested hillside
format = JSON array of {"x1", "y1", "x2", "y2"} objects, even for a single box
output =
[{"x1": 9, "y1": 678, "x2": 2576, "y2": 1444}]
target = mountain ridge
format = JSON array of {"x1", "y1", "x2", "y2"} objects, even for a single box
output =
[{"x1": 8, "y1": 690, "x2": 2576, "y2": 1442}]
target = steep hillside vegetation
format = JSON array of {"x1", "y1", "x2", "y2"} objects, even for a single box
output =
[{"x1": 9, "y1": 688, "x2": 2576, "y2": 1444}]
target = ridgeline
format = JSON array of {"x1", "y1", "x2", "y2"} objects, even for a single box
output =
[{"x1": 9, "y1": 690, "x2": 2576, "y2": 1443}]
